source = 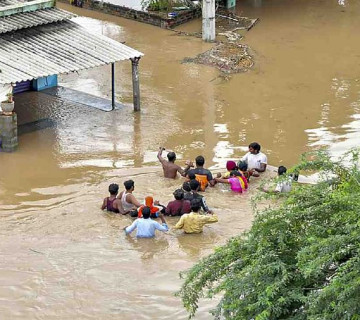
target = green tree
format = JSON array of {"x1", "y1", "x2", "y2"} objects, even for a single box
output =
[{"x1": 177, "y1": 150, "x2": 360, "y2": 319}]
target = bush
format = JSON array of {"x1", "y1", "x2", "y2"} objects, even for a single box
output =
[
  {"x1": 177, "y1": 150, "x2": 360, "y2": 319},
  {"x1": 142, "y1": 0, "x2": 172, "y2": 11}
]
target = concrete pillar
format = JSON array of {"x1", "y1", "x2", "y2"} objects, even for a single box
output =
[
  {"x1": 202, "y1": 0, "x2": 215, "y2": 42},
  {"x1": 131, "y1": 57, "x2": 141, "y2": 112},
  {"x1": 111, "y1": 62, "x2": 115, "y2": 110},
  {"x1": 0, "y1": 113, "x2": 18, "y2": 152}
]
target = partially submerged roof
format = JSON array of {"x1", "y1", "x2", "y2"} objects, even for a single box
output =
[
  {"x1": 0, "y1": 7, "x2": 75, "y2": 33},
  {"x1": 0, "y1": 0, "x2": 144, "y2": 85},
  {"x1": 0, "y1": 20, "x2": 143, "y2": 84}
]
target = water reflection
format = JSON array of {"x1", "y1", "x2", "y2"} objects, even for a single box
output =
[
  {"x1": 306, "y1": 78, "x2": 360, "y2": 158},
  {"x1": 125, "y1": 236, "x2": 170, "y2": 260},
  {"x1": 249, "y1": 0, "x2": 263, "y2": 7}
]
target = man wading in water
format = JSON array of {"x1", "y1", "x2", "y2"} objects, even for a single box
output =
[
  {"x1": 157, "y1": 147, "x2": 191, "y2": 179},
  {"x1": 118, "y1": 180, "x2": 142, "y2": 216}
]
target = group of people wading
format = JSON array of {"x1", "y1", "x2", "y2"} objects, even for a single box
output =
[{"x1": 101, "y1": 142, "x2": 292, "y2": 238}]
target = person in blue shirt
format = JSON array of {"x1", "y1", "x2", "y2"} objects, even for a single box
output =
[{"x1": 124, "y1": 206, "x2": 168, "y2": 238}]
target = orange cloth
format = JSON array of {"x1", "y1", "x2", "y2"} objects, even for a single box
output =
[
  {"x1": 195, "y1": 174, "x2": 209, "y2": 192},
  {"x1": 138, "y1": 196, "x2": 159, "y2": 218}
]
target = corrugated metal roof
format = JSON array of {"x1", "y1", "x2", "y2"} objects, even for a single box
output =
[
  {"x1": 0, "y1": 0, "x2": 32, "y2": 8},
  {"x1": 0, "y1": 0, "x2": 55, "y2": 17},
  {"x1": 0, "y1": 20, "x2": 143, "y2": 84},
  {"x1": 0, "y1": 7, "x2": 75, "y2": 33}
]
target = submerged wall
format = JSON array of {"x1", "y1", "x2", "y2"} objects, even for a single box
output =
[
  {"x1": 58, "y1": 0, "x2": 201, "y2": 29},
  {"x1": 0, "y1": 113, "x2": 18, "y2": 152}
]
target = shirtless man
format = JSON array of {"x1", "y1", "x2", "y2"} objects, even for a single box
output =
[{"x1": 157, "y1": 147, "x2": 191, "y2": 179}]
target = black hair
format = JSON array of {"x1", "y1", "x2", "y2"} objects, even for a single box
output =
[
  {"x1": 167, "y1": 152, "x2": 176, "y2": 162},
  {"x1": 124, "y1": 179, "x2": 134, "y2": 191},
  {"x1": 188, "y1": 172, "x2": 196, "y2": 180},
  {"x1": 230, "y1": 170, "x2": 240, "y2": 177},
  {"x1": 190, "y1": 198, "x2": 202, "y2": 212},
  {"x1": 108, "y1": 183, "x2": 119, "y2": 195},
  {"x1": 189, "y1": 179, "x2": 200, "y2": 191},
  {"x1": 182, "y1": 181, "x2": 191, "y2": 192},
  {"x1": 142, "y1": 206, "x2": 151, "y2": 219},
  {"x1": 237, "y1": 161, "x2": 248, "y2": 171},
  {"x1": 278, "y1": 166, "x2": 287, "y2": 176},
  {"x1": 249, "y1": 142, "x2": 261, "y2": 152},
  {"x1": 173, "y1": 189, "x2": 184, "y2": 200},
  {"x1": 195, "y1": 155, "x2": 205, "y2": 167}
]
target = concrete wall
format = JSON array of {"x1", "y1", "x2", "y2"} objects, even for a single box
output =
[
  {"x1": 0, "y1": 113, "x2": 18, "y2": 152},
  {"x1": 58, "y1": 0, "x2": 201, "y2": 29}
]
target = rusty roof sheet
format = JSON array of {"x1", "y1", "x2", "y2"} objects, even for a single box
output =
[
  {"x1": 0, "y1": 7, "x2": 75, "y2": 33},
  {"x1": 0, "y1": 20, "x2": 143, "y2": 84}
]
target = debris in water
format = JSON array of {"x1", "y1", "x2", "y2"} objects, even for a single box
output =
[
  {"x1": 182, "y1": 42, "x2": 253, "y2": 74},
  {"x1": 175, "y1": 10, "x2": 257, "y2": 75}
]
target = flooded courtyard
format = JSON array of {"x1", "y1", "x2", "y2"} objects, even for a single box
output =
[{"x1": 1, "y1": 0, "x2": 360, "y2": 318}]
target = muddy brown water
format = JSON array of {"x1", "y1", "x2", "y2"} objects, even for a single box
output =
[{"x1": 1, "y1": 0, "x2": 360, "y2": 318}]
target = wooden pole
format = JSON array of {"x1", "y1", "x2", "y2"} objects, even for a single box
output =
[
  {"x1": 111, "y1": 62, "x2": 115, "y2": 110},
  {"x1": 202, "y1": 0, "x2": 215, "y2": 42},
  {"x1": 131, "y1": 57, "x2": 141, "y2": 112}
]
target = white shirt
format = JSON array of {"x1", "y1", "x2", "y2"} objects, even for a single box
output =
[
  {"x1": 241, "y1": 152, "x2": 267, "y2": 170},
  {"x1": 275, "y1": 177, "x2": 292, "y2": 193},
  {"x1": 125, "y1": 218, "x2": 168, "y2": 238}
]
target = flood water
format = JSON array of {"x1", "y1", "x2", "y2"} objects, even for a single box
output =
[{"x1": 1, "y1": 0, "x2": 360, "y2": 318}]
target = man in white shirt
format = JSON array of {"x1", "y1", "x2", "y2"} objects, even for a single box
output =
[
  {"x1": 241, "y1": 142, "x2": 267, "y2": 176},
  {"x1": 124, "y1": 207, "x2": 168, "y2": 238}
]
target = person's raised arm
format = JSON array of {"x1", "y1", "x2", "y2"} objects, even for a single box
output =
[
  {"x1": 177, "y1": 166, "x2": 187, "y2": 177},
  {"x1": 183, "y1": 160, "x2": 194, "y2": 176},
  {"x1": 157, "y1": 147, "x2": 166, "y2": 165}
]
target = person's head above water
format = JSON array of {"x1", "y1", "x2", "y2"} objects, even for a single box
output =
[
  {"x1": 124, "y1": 179, "x2": 135, "y2": 191},
  {"x1": 195, "y1": 155, "x2": 205, "y2": 167},
  {"x1": 226, "y1": 160, "x2": 237, "y2": 171},
  {"x1": 142, "y1": 206, "x2": 151, "y2": 219},
  {"x1": 108, "y1": 183, "x2": 119, "y2": 195},
  {"x1": 173, "y1": 189, "x2": 184, "y2": 200},
  {"x1": 167, "y1": 151, "x2": 176, "y2": 162},
  {"x1": 249, "y1": 142, "x2": 261, "y2": 154},
  {"x1": 182, "y1": 181, "x2": 191, "y2": 192},
  {"x1": 190, "y1": 198, "x2": 202, "y2": 212},
  {"x1": 230, "y1": 170, "x2": 240, "y2": 177},
  {"x1": 237, "y1": 161, "x2": 248, "y2": 172},
  {"x1": 190, "y1": 179, "x2": 200, "y2": 191},
  {"x1": 278, "y1": 166, "x2": 287, "y2": 176}
]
